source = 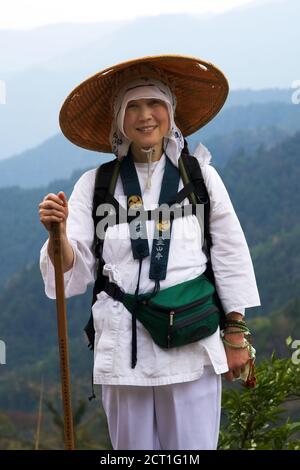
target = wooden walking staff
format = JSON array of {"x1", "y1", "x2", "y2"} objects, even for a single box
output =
[{"x1": 51, "y1": 222, "x2": 75, "y2": 450}]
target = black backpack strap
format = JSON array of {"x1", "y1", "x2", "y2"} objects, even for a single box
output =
[
  {"x1": 179, "y1": 152, "x2": 212, "y2": 252},
  {"x1": 179, "y1": 149, "x2": 226, "y2": 325},
  {"x1": 84, "y1": 158, "x2": 121, "y2": 350},
  {"x1": 92, "y1": 159, "x2": 122, "y2": 255}
]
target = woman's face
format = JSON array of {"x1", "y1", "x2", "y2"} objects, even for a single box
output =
[{"x1": 123, "y1": 98, "x2": 170, "y2": 149}]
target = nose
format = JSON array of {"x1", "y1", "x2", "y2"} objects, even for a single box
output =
[{"x1": 138, "y1": 103, "x2": 152, "y2": 121}]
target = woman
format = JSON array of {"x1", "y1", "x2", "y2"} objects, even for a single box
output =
[{"x1": 39, "y1": 55, "x2": 261, "y2": 450}]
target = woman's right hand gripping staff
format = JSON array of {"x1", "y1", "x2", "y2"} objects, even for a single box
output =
[{"x1": 38, "y1": 191, "x2": 74, "y2": 272}]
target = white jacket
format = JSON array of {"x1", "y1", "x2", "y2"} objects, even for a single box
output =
[{"x1": 40, "y1": 146, "x2": 261, "y2": 385}]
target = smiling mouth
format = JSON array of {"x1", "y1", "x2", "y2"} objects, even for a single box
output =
[{"x1": 137, "y1": 126, "x2": 158, "y2": 133}]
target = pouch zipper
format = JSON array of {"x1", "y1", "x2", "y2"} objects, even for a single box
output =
[
  {"x1": 144, "y1": 293, "x2": 211, "y2": 314},
  {"x1": 168, "y1": 310, "x2": 175, "y2": 348},
  {"x1": 172, "y1": 305, "x2": 218, "y2": 329},
  {"x1": 167, "y1": 305, "x2": 218, "y2": 348}
]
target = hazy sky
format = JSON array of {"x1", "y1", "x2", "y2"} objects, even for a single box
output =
[{"x1": 0, "y1": 0, "x2": 272, "y2": 30}]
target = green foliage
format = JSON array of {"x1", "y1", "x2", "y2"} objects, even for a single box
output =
[
  {"x1": 219, "y1": 132, "x2": 300, "y2": 315},
  {"x1": 0, "y1": 412, "x2": 16, "y2": 438},
  {"x1": 222, "y1": 132, "x2": 300, "y2": 248},
  {"x1": 44, "y1": 397, "x2": 112, "y2": 450},
  {"x1": 248, "y1": 297, "x2": 300, "y2": 360},
  {"x1": 219, "y1": 354, "x2": 300, "y2": 450}
]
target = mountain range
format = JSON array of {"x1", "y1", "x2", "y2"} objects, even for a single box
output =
[{"x1": 1, "y1": 99, "x2": 300, "y2": 189}]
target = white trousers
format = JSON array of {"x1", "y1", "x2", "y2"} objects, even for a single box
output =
[{"x1": 101, "y1": 366, "x2": 222, "y2": 450}]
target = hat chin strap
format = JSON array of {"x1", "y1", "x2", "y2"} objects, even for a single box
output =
[{"x1": 140, "y1": 147, "x2": 155, "y2": 189}]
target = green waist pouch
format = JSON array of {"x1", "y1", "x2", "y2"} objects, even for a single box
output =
[{"x1": 122, "y1": 273, "x2": 221, "y2": 349}]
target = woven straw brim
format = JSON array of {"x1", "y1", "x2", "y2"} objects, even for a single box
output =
[{"x1": 59, "y1": 54, "x2": 229, "y2": 153}]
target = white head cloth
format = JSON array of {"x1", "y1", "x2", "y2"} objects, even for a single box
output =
[{"x1": 109, "y1": 77, "x2": 185, "y2": 173}]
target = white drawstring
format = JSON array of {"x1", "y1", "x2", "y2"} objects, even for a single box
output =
[{"x1": 141, "y1": 147, "x2": 155, "y2": 189}]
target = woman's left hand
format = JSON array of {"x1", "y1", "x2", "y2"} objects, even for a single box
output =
[
  {"x1": 222, "y1": 312, "x2": 250, "y2": 381},
  {"x1": 223, "y1": 334, "x2": 250, "y2": 381}
]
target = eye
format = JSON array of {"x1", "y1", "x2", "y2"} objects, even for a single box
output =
[
  {"x1": 150, "y1": 99, "x2": 161, "y2": 105},
  {"x1": 127, "y1": 102, "x2": 138, "y2": 109}
]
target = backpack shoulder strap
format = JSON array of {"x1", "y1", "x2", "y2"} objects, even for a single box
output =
[
  {"x1": 179, "y1": 151, "x2": 226, "y2": 323},
  {"x1": 179, "y1": 152, "x2": 212, "y2": 252},
  {"x1": 92, "y1": 158, "x2": 121, "y2": 219},
  {"x1": 84, "y1": 158, "x2": 121, "y2": 350},
  {"x1": 92, "y1": 158, "x2": 121, "y2": 256}
]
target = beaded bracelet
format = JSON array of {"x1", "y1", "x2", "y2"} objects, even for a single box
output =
[
  {"x1": 222, "y1": 337, "x2": 250, "y2": 349},
  {"x1": 224, "y1": 319, "x2": 247, "y2": 327},
  {"x1": 224, "y1": 323, "x2": 249, "y2": 330},
  {"x1": 224, "y1": 329, "x2": 251, "y2": 336},
  {"x1": 224, "y1": 323, "x2": 250, "y2": 333}
]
